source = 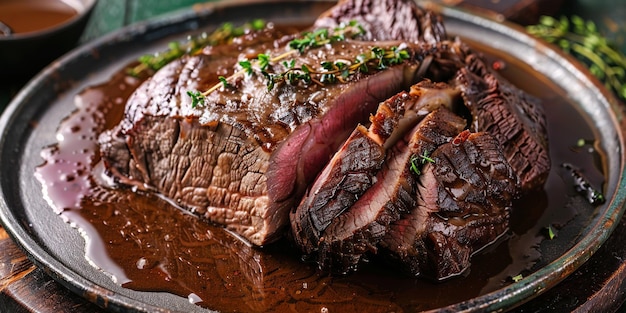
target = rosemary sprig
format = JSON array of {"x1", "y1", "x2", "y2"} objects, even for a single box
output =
[
  {"x1": 527, "y1": 15, "x2": 626, "y2": 101},
  {"x1": 127, "y1": 19, "x2": 266, "y2": 77}
]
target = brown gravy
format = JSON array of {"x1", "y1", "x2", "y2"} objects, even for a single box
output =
[
  {"x1": 0, "y1": 0, "x2": 78, "y2": 35},
  {"x1": 35, "y1": 42, "x2": 606, "y2": 311}
]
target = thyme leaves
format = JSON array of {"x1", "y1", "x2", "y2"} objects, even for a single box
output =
[
  {"x1": 188, "y1": 21, "x2": 411, "y2": 108},
  {"x1": 545, "y1": 225, "x2": 556, "y2": 240},
  {"x1": 127, "y1": 19, "x2": 266, "y2": 77}
]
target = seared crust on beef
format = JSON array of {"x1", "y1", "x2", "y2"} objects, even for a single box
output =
[
  {"x1": 99, "y1": 0, "x2": 549, "y2": 278},
  {"x1": 291, "y1": 124, "x2": 387, "y2": 255},
  {"x1": 420, "y1": 38, "x2": 550, "y2": 192},
  {"x1": 454, "y1": 54, "x2": 550, "y2": 192},
  {"x1": 316, "y1": 109, "x2": 466, "y2": 274},
  {"x1": 381, "y1": 131, "x2": 519, "y2": 280},
  {"x1": 99, "y1": 0, "x2": 445, "y2": 246},
  {"x1": 292, "y1": 105, "x2": 466, "y2": 274}
]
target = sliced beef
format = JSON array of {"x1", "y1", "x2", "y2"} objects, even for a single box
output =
[
  {"x1": 423, "y1": 38, "x2": 550, "y2": 192},
  {"x1": 423, "y1": 38, "x2": 470, "y2": 81},
  {"x1": 454, "y1": 54, "x2": 550, "y2": 192},
  {"x1": 381, "y1": 130, "x2": 520, "y2": 280},
  {"x1": 99, "y1": 0, "x2": 445, "y2": 246},
  {"x1": 290, "y1": 81, "x2": 462, "y2": 259},
  {"x1": 294, "y1": 108, "x2": 466, "y2": 274},
  {"x1": 417, "y1": 39, "x2": 550, "y2": 193},
  {"x1": 372, "y1": 80, "x2": 463, "y2": 148},
  {"x1": 289, "y1": 90, "x2": 416, "y2": 255}
]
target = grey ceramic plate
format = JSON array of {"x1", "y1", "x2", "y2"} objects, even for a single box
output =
[{"x1": 0, "y1": 1, "x2": 624, "y2": 312}]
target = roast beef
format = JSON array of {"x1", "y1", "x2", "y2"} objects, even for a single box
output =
[
  {"x1": 436, "y1": 43, "x2": 550, "y2": 192},
  {"x1": 453, "y1": 60, "x2": 550, "y2": 192},
  {"x1": 99, "y1": 0, "x2": 549, "y2": 280},
  {"x1": 99, "y1": 0, "x2": 447, "y2": 246},
  {"x1": 380, "y1": 130, "x2": 520, "y2": 280},
  {"x1": 290, "y1": 81, "x2": 464, "y2": 272},
  {"x1": 315, "y1": 108, "x2": 467, "y2": 274},
  {"x1": 290, "y1": 123, "x2": 387, "y2": 255}
]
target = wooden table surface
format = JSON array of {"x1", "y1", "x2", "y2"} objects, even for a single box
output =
[{"x1": 1, "y1": 0, "x2": 626, "y2": 312}]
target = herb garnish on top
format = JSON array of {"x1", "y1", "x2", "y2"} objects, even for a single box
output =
[{"x1": 187, "y1": 21, "x2": 411, "y2": 108}]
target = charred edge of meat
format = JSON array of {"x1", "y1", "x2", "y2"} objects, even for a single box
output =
[
  {"x1": 315, "y1": 142, "x2": 418, "y2": 274},
  {"x1": 289, "y1": 79, "x2": 463, "y2": 256},
  {"x1": 290, "y1": 125, "x2": 386, "y2": 254},
  {"x1": 369, "y1": 91, "x2": 411, "y2": 142},
  {"x1": 422, "y1": 38, "x2": 471, "y2": 82},
  {"x1": 454, "y1": 54, "x2": 550, "y2": 192},
  {"x1": 310, "y1": 109, "x2": 466, "y2": 275},
  {"x1": 381, "y1": 131, "x2": 519, "y2": 280},
  {"x1": 314, "y1": 0, "x2": 446, "y2": 45},
  {"x1": 370, "y1": 80, "x2": 465, "y2": 150}
]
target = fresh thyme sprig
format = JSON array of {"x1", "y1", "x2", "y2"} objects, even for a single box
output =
[
  {"x1": 192, "y1": 49, "x2": 299, "y2": 102},
  {"x1": 127, "y1": 19, "x2": 266, "y2": 77},
  {"x1": 188, "y1": 21, "x2": 373, "y2": 108},
  {"x1": 410, "y1": 150, "x2": 435, "y2": 175},
  {"x1": 288, "y1": 20, "x2": 366, "y2": 52},
  {"x1": 263, "y1": 46, "x2": 411, "y2": 91},
  {"x1": 527, "y1": 15, "x2": 626, "y2": 101}
]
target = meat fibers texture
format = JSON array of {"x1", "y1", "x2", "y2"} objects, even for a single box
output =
[{"x1": 99, "y1": 0, "x2": 549, "y2": 279}]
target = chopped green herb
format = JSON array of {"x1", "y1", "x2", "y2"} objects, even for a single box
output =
[
  {"x1": 576, "y1": 138, "x2": 586, "y2": 147},
  {"x1": 239, "y1": 60, "x2": 253, "y2": 75},
  {"x1": 409, "y1": 150, "x2": 434, "y2": 176},
  {"x1": 562, "y1": 163, "x2": 606, "y2": 205},
  {"x1": 258, "y1": 53, "x2": 271, "y2": 71},
  {"x1": 590, "y1": 190, "x2": 605, "y2": 204},
  {"x1": 288, "y1": 20, "x2": 365, "y2": 52},
  {"x1": 419, "y1": 150, "x2": 435, "y2": 164},
  {"x1": 218, "y1": 76, "x2": 232, "y2": 89},
  {"x1": 410, "y1": 156, "x2": 421, "y2": 175},
  {"x1": 187, "y1": 90, "x2": 206, "y2": 109},
  {"x1": 545, "y1": 225, "x2": 556, "y2": 240},
  {"x1": 262, "y1": 71, "x2": 278, "y2": 91},
  {"x1": 512, "y1": 274, "x2": 524, "y2": 282},
  {"x1": 282, "y1": 59, "x2": 296, "y2": 69}
]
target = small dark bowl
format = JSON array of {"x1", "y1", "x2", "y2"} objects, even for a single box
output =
[{"x1": 0, "y1": 0, "x2": 97, "y2": 83}]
